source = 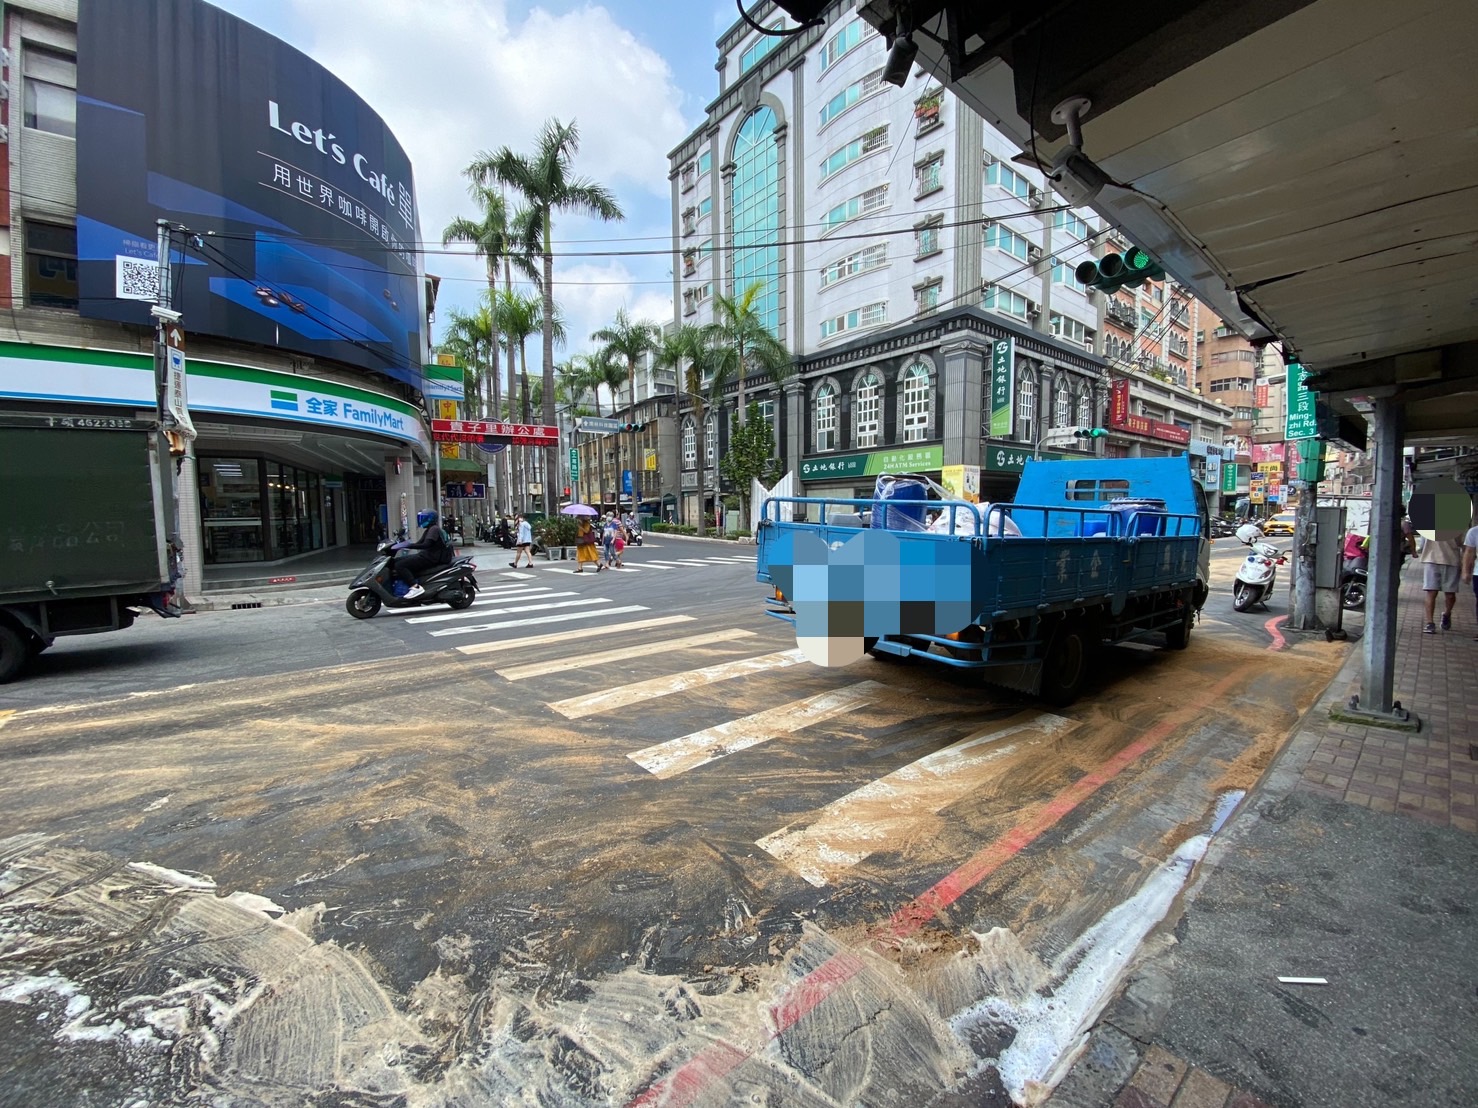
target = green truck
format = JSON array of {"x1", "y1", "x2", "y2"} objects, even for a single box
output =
[{"x1": 0, "y1": 413, "x2": 182, "y2": 682}]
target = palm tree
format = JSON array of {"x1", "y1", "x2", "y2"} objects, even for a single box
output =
[
  {"x1": 471, "y1": 118, "x2": 625, "y2": 513},
  {"x1": 555, "y1": 356, "x2": 597, "y2": 504},
  {"x1": 439, "y1": 307, "x2": 494, "y2": 412},
  {"x1": 591, "y1": 308, "x2": 660, "y2": 512},
  {"x1": 591, "y1": 346, "x2": 628, "y2": 509},
  {"x1": 492, "y1": 289, "x2": 567, "y2": 511},
  {"x1": 443, "y1": 183, "x2": 539, "y2": 511},
  {"x1": 655, "y1": 324, "x2": 718, "y2": 537},
  {"x1": 706, "y1": 281, "x2": 793, "y2": 524}
]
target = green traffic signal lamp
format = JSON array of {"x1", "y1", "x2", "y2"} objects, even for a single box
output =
[
  {"x1": 1074, "y1": 247, "x2": 1165, "y2": 294},
  {"x1": 1074, "y1": 427, "x2": 1108, "y2": 439}
]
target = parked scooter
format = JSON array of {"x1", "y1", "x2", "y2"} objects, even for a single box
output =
[
  {"x1": 1340, "y1": 565, "x2": 1367, "y2": 611},
  {"x1": 1232, "y1": 522, "x2": 1287, "y2": 612},
  {"x1": 345, "y1": 542, "x2": 478, "y2": 619}
]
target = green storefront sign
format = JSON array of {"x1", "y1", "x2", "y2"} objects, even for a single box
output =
[
  {"x1": 983, "y1": 444, "x2": 1067, "y2": 474},
  {"x1": 989, "y1": 338, "x2": 1015, "y2": 437},
  {"x1": 1222, "y1": 461, "x2": 1240, "y2": 494},
  {"x1": 799, "y1": 444, "x2": 944, "y2": 481}
]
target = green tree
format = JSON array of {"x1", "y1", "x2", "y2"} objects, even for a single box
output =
[
  {"x1": 707, "y1": 281, "x2": 793, "y2": 422},
  {"x1": 720, "y1": 402, "x2": 783, "y2": 523},
  {"x1": 591, "y1": 307, "x2": 660, "y2": 511},
  {"x1": 491, "y1": 289, "x2": 564, "y2": 510},
  {"x1": 471, "y1": 118, "x2": 625, "y2": 515},
  {"x1": 439, "y1": 307, "x2": 494, "y2": 411}
]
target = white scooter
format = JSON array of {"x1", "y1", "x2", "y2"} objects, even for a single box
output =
[{"x1": 1232, "y1": 522, "x2": 1287, "y2": 612}]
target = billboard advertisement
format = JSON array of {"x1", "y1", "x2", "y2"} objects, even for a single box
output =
[{"x1": 75, "y1": 0, "x2": 423, "y2": 389}]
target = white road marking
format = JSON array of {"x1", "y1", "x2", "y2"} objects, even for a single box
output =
[
  {"x1": 404, "y1": 593, "x2": 580, "y2": 625},
  {"x1": 455, "y1": 614, "x2": 694, "y2": 655},
  {"x1": 642, "y1": 560, "x2": 690, "y2": 567},
  {"x1": 756, "y1": 713, "x2": 1080, "y2": 886},
  {"x1": 379, "y1": 586, "x2": 556, "y2": 616},
  {"x1": 496, "y1": 628, "x2": 757, "y2": 681},
  {"x1": 429, "y1": 604, "x2": 649, "y2": 637},
  {"x1": 497, "y1": 571, "x2": 536, "y2": 579},
  {"x1": 627, "y1": 681, "x2": 884, "y2": 779},
  {"x1": 550, "y1": 649, "x2": 808, "y2": 720}
]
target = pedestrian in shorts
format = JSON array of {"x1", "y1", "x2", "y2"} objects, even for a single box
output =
[
  {"x1": 509, "y1": 513, "x2": 535, "y2": 569},
  {"x1": 1462, "y1": 516, "x2": 1478, "y2": 640},
  {"x1": 1419, "y1": 533, "x2": 1462, "y2": 633}
]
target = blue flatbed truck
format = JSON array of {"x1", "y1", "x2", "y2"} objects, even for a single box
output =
[{"x1": 755, "y1": 456, "x2": 1211, "y2": 706}]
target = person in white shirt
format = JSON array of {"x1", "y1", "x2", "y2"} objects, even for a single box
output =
[
  {"x1": 1462, "y1": 519, "x2": 1478, "y2": 641},
  {"x1": 510, "y1": 514, "x2": 535, "y2": 568}
]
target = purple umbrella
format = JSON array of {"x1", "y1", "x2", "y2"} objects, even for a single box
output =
[{"x1": 561, "y1": 504, "x2": 598, "y2": 516}]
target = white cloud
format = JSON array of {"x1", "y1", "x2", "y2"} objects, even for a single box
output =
[{"x1": 276, "y1": 0, "x2": 690, "y2": 356}]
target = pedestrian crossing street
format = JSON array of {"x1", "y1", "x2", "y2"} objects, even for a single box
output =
[
  {"x1": 475, "y1": 550, "x2": 756, "y2": 576},
  {"x1": 401, "y1": 579, "x2": 1081, "y2": 890}
]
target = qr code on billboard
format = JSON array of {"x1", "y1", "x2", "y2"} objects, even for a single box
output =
[{"x1": 115, "y1": 256, "x2": 159, "y2": 302}]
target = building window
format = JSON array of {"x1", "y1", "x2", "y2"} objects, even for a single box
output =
[
  {"x1": 1053, "y1": 377, "x2": 1072, "y2": 427},
  {"x1": 23, "y1": 46, "x2": 76, "y2": 138},
  {"x1": 983, "y1": 284, "x2": 1031, "y2": 320},
  {"x1": 1051, "y1": 261, "x2": 1087, "y2": 292},
  {"x1": 823, "y1": 184, "x2": 889, "y2": 232},
  {"x1": 704, "y1": 412, "x2": 717, "y2": 466},
  {"x1": 1054, "y1": 210, "x2": 1091, "y2": 242},
  {"x1": 698, "y1": 197, "x2": 712, "y2": 219},
  {"x1": 819, "y1": 19, "x2": 863, "y2": 71},
  {"x1": 739, "y1": 24, "x2": 783, "y2": 74},
  {"x1": 854, "y1": 372, "x2": 880, "y2": 447},
  {"x1": 814, "y1": 384, "x2": 838, "y2": 451},
  {"x1": 1051, "y1": 313, "x2": 1091, "y2": 346},
  {"x1": 819, "y1": 243, "x2": 887, "y2": 288},
  {"x1": 730, "y1": 107, "x2": 782, "y2": 334},
  {"x1": 820, "y1": 301, "x2": 886, "y2": 340},
  {"x1": 1077, "y1": 392, "x2": 1093, "y2": 427},
  {"x1": 901, "y1": 362, "x2": 931, "y2": 442},
  {"x1": 985, "y1": 223, "x2": 1030, "y2": 261},
  {"x1": 682, "y1": 419, "x2": 697, "y2": 468},
  {"x1": 756, "y1": 397, "x2": 777, "y2": 443},
  {"x1": 986, "y1": 161, "x2": 1031, "y2": 199},
  {"x1": 915, "y1": 220, "x2": 941, "y2": 258},
  {"x1": 820, "y1": 126, "x2": 889, "y2": 180},
  {"x1": 25, "y1": 221, "x2": 78, "y2": 310},
  {"x1": 698, "y1": 151, "x2": 711, "y2": 176},
  {"x1": 699, "y1": 239, "x2": 713, "y2": 258},
  {"x1": 1210, "y1": 377, "x2": 1254, "y2": 393},
  {"x1": 819, "y1": 69, "x2": 882, "y2": 127},
  {"x1": 914, "y1": 280, "x2": 941, "y2": 315},
  {"x1": 1016, "y1": 374, "x2": 1036, "y2": 442},
  {"x1": 915, "y1": 154, "x2": 944, "y2": 197}
]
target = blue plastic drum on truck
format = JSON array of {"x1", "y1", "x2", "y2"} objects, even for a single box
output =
[
  {"x1": 872, "y1": 475, "x2": 928, "y2": 531},
  {"x1": 1109, "y1": 497, "x2": 1167, "y2": 536}
]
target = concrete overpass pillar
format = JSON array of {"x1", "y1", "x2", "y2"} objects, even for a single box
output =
[{"x1": 1360, "y1": 397, "x2": 1405, "y2": 717}]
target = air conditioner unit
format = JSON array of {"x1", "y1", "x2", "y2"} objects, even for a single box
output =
[
  {"x1": 1084, "y1": 339, "x2": 1096, "y2": 353},
  {"x1": 1027, "y1": 245, "x2": 1042, "y2": 262},
  {"x1": 1029, "y1": 187, "x2": 1044, "y2": 208},
  {"x1": 983, "y1": 152, "x2": 996, "y2": 167},
  {"x1": 1026, "y1": 301, "x2": 1040, "y2": 318}
]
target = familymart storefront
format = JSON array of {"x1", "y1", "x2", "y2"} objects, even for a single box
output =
[
  {"x1": 798, "y1": 444, "x2": 945, "y2": 504},
  {"x1": 0, "y1": 341, "x2": 431, "y2": 572}
]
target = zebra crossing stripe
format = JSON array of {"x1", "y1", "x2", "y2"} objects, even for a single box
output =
[
  {"x1": 379, "y1": 585, "x2": 554, "y2": 616},
  {"x1": 549, "y1": 649, "x2": 807, "y2": 720},
  {"x1": 404, "y1": 592, "x2": 579, "y2": 624},
  {"x1": 421, "y1": 597, "x2": 611, "y2": 633},
  {"x1": 429, "y1": 604, "x2": 648, "y2": 637},
  {"x1": 496, "y1": 628, "x2": 757, "y2": 681},
  {"x1": 455, "y1": 614, "x2": 693, "y2": 655},
  {"x1": 756, "y1": 712, "x2": 1079, "y2": 886},
  {"x1": 627, "y1": 681, "x2": 883, "y2": 779}
]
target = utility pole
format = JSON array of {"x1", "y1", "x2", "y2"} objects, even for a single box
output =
[{"x1": 151, "y1": 218, "x2": 191, "y2": 607}]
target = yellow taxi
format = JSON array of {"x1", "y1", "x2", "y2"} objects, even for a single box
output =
[{"x1": 1261, "y1": 511, "x2": 1296, "y2": 536}]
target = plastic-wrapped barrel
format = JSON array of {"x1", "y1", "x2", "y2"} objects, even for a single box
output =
[
  {"x1": 872, "y1": 475, "x2": 928, "y2": 531},
  {"x1": 1108, "y1": 497, "x2": 1167, "y2": 536}
]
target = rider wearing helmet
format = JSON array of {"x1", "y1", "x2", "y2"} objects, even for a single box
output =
[{"x1": 397, "y1": 510, "x2": 453, "y2": 599}]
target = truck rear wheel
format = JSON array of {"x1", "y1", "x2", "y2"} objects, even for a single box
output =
[
  {"x1": 0, "y1": 622, "x2": 28, "y2": 684},
  {"x1": 1165, "y1": 601, "x2": 1193, "y2": 650},
  {"x1": 1039, "y1": 620, "x2": 1090, "y2": 707}
]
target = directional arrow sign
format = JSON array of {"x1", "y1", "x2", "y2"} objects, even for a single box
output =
[{"x1": 577, "y1": 416, "x2": 622, "y2": 434}]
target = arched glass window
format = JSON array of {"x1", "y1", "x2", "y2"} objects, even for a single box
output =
[
  {"x1": 1077, "y1": 391, "x2": 1092, "y2": 428},
  {"x1": 854, "y1": 372, "x2": 880, "y2": 447},
  {"x1": 1054, "y1": 377, "x2": 1072, "y2": 427},
  {"x1": 1016, "y1": 375, "x2": 1036, "y2": 442},
  {"x1": 901, "y1": 361, "x2": 930, "y2": 442},
  {"x1": 682, "y1": 418, "x2": 697, "y2": 469},
  {"x1": 730, "y1": 108, "x2": 782, "y2": 334},
  {"x1": 704, "y1": 412, "x2": 717, "y2": 466},
  {"x1": 814, "y1": 384, "x2": 837, "y2": 451}
]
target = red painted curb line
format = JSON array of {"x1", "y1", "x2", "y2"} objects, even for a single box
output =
[
  {"x1": 627, "y1": 664, "x2": 1257, "y2": 1107},
  {"x1": 1264, "y1": 614, "x2": 1287, "y2": 650}
]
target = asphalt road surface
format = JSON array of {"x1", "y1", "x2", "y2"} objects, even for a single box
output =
[{"x1": 0, "y1": 536, "x2": 1351, "y2": 1106}]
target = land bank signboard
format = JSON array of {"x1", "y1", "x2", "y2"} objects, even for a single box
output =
[{"x1": 75, "y1": 0, "x2": 424, "y2": 388}]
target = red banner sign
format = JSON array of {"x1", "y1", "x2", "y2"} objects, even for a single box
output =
[
  {"x1": 431, "y1": 418, "x2": 559, "y2": 447},
  {"x1": 1254, "y1": 382, "x2": 1269, "y2": 410},
  {"x1": 1251, "y1": 442, "x2": 1286, "y2": 463},
  {"x1": 1105, "y1": 379, "x2": 1190, "y2": 445}
]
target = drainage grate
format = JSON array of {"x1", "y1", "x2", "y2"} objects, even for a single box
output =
[{"x1": 230, "y1": 602, "x2": 263, "y2": 610}]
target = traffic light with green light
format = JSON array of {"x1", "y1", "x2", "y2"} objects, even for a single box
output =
[
  {"x1": 1074, "y1": 427, "x2": 1107, "y2": 439},
  {"x1": 1074, "y1": 247, "x2": 1165, "y2": 293}
]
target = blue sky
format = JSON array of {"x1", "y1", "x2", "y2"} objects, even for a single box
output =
[{"x1": 209, "y1": 0, "x2": 749, "y2": 365}]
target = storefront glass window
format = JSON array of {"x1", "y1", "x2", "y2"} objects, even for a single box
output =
[{"x1": 200, "y1": 457, "x2": 264, "y2": 563}]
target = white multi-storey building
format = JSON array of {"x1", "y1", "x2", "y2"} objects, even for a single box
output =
[{"x1": 666, "y1": 2, "x2": 1139, "y2": 517}]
